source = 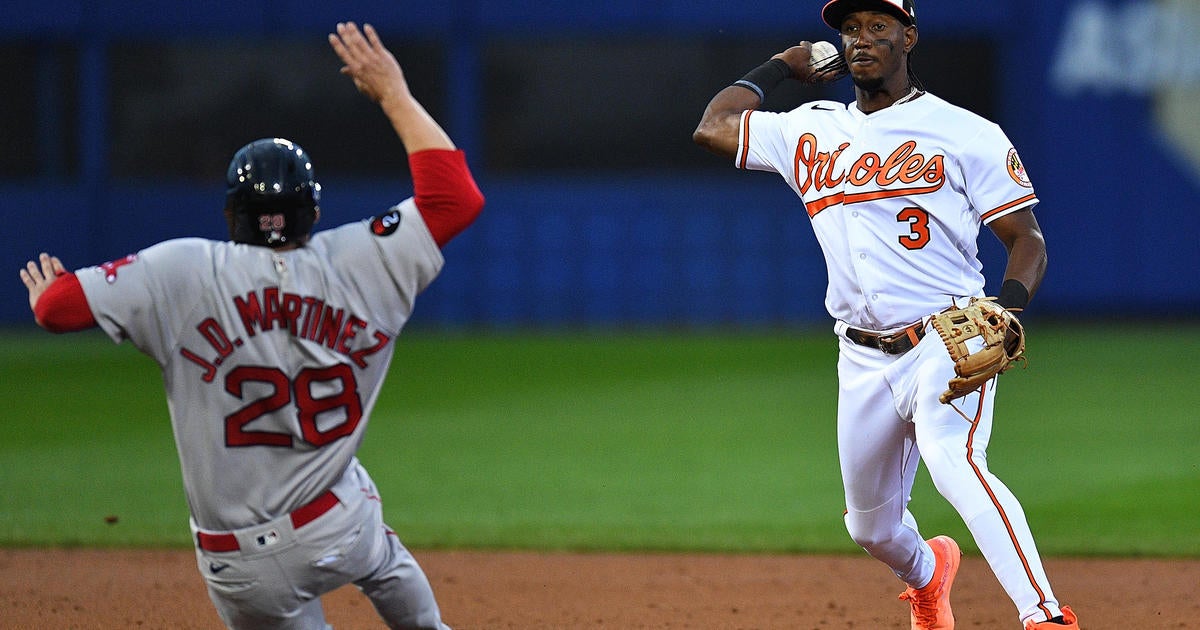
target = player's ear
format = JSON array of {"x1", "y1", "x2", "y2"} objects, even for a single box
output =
[{"x1": 904, "y1": 25, "x2": 918, "y2": 54}]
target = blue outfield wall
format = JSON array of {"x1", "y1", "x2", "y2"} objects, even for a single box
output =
[{"x1": 2, "y1": 0, "x2": 1198, "y2": 327}]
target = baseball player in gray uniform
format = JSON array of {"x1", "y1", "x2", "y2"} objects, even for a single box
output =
[
  {"x1": 20, "y1": 22, "x2": 483, "y2": 630},
  {"x1": 694, "y1": 1, "x2": 1080, "y2": 628}
]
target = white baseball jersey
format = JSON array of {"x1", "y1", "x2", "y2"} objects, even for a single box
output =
[
  {"x1": 736, "y1": 92, "x2": 1037, "y2": 331},
  {"x1": 739, "y1": 91, "x2": 1070, "y2": 624},
  {"x1": 76, "y1": 199, "x2": 442, "y2": 531}
]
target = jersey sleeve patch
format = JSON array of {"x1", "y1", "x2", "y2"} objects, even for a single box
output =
[
  {"x1": 1007, "y1": 148, "x2": 1032, "y2": 188},
  {"x1": 369, "y1": 209, "x2": 403, "y2": 237},
  {"x1": 98, "y1": 253, "x2": 139, "y2": 284}
]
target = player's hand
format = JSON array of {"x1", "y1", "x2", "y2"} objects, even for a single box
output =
[
  {"x1": 772, "y1": 44, "x2": 816, "y2": 80},
  {"x1": 19, "y1": 253, "x2": 65, "y2": 312},
  {"x1": 773, "y1": 42, "x2": 846, "y2": 84},
  {"x1": 328, "y1": 22, "x2": 409, "y2": 106}
]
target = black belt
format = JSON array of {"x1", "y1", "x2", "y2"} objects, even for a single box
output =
[{"x1": 845, "y1": 320, "x2": 926, "y2": 355}]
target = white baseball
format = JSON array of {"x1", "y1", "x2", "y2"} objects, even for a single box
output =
[{"x1": 809, "y1": 41, "x2": 840, "y2": 67}]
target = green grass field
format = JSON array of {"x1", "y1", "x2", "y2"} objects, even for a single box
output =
[{"x1": 1, "y1": 323, "x2": 1197, "y2": 556}]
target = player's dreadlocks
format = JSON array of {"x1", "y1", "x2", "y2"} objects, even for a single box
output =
[{"x1": 907, "y1": 48, "x2": 925, "y2": 91}]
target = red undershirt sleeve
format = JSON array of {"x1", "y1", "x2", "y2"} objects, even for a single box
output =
[
  {"x1": 34, "y1": 272, "x2": 98, "y2": 333},
  {"x1": 410, "y1": 149, "x2": 485, "y2": 247}
]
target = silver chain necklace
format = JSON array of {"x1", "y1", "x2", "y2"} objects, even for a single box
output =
[{"x1": 894, "y1": 85, "x2": 923, "y2": 106}]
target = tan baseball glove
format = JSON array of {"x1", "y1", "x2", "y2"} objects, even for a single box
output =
[{"x1": 930, "y1": 297, "x2": 1027, "y2": 404}]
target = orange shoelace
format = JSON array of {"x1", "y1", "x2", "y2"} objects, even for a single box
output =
[{"x1": 899, "y1": 587, "x2": 940, "y2": 626}]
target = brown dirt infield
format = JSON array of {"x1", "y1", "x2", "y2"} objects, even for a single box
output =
[{"x1": 1, "y1": 548, "x2": 1196, "y2": 629}]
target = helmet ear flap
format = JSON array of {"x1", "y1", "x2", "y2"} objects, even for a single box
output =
[{"x1": 224, "y1": 138, "x2": 320, "y2": 248}]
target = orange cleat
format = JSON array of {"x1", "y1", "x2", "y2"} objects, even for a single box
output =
[
  {"x1": 1024, "y1": 605, "x2": 1080, "y2": 629},
  {"x1": 898, "y1": 535, "x2": 961, "y2": 629}
]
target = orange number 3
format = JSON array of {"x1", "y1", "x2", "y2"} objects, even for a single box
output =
[{"x1": 897, "y1": 207, "x2": 931, "y2": 250}]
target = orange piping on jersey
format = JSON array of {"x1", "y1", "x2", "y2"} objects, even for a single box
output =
[
  {"x1": 842, "y1": 182, "x2": 945, "y2": 205},
  {"x1": 982, "y1": 193, "x2": 1038, "y2": 222},
  {"x1": 737, "y1": 110, "x2": 753, "y2": 170},
  {"x1": 805, "y1": 192, "x2": 845, "y2": 218},
  {"x1": 962, "y1": 382, "x2": 1055, "y2": 621}
]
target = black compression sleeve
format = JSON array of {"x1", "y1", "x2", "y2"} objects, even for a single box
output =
[
  {"x1": 997, "y1": 279, "x2": 1030, "y2": 310},
  {"x1": 733, "y1": 59, "x2": 792, "y2": 102}
]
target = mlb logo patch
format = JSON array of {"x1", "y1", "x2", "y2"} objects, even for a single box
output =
[{"x1": 255, "y1": 529, "x2": 280, "y2": 548}]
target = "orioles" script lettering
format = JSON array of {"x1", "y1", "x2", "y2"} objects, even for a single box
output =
[{"x1": 794, "y1": 134, "x2": 946, "y2": 216}]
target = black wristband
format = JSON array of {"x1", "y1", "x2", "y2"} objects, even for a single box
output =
[
  {"x1": 997, "y1": 279, "x2": 1030, "y2": 310},
  {"x1": 733, "y1": 58, "x2": 792, "y2": 102}
]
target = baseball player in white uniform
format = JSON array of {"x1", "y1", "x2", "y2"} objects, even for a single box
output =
[
  {"x1": 20, "y1": 22, "x2": 483, "y2": 630},
  {"x1": 694, "y1": 1, "x2": 1080, "y2": 628}
]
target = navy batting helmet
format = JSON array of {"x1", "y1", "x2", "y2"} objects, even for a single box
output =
[{"x1": 224, "y1": 138, "x2": 321, "y2": 248}]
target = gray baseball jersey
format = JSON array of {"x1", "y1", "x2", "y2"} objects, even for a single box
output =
[{"x1": 77, "y1": 200, "x2": 441, "y2": 531}]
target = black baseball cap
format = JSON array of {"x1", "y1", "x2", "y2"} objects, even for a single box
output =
[{"x1": 822, "y1": 0, "x2": 917, "y2": 29}]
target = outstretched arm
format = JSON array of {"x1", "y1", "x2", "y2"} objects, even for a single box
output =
[
  {"x1": 19, "y1": 253, "x2": 65, "y2": 312},
  {"x1": 329, "y1": 22, "x2": 453, "y2": 154},
  {"x1": 18, "y1": 253, "x2": 97, "y2": 332},
  {"x1": 329, "y1": 22, "x2": 483, "y2": 247}
]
